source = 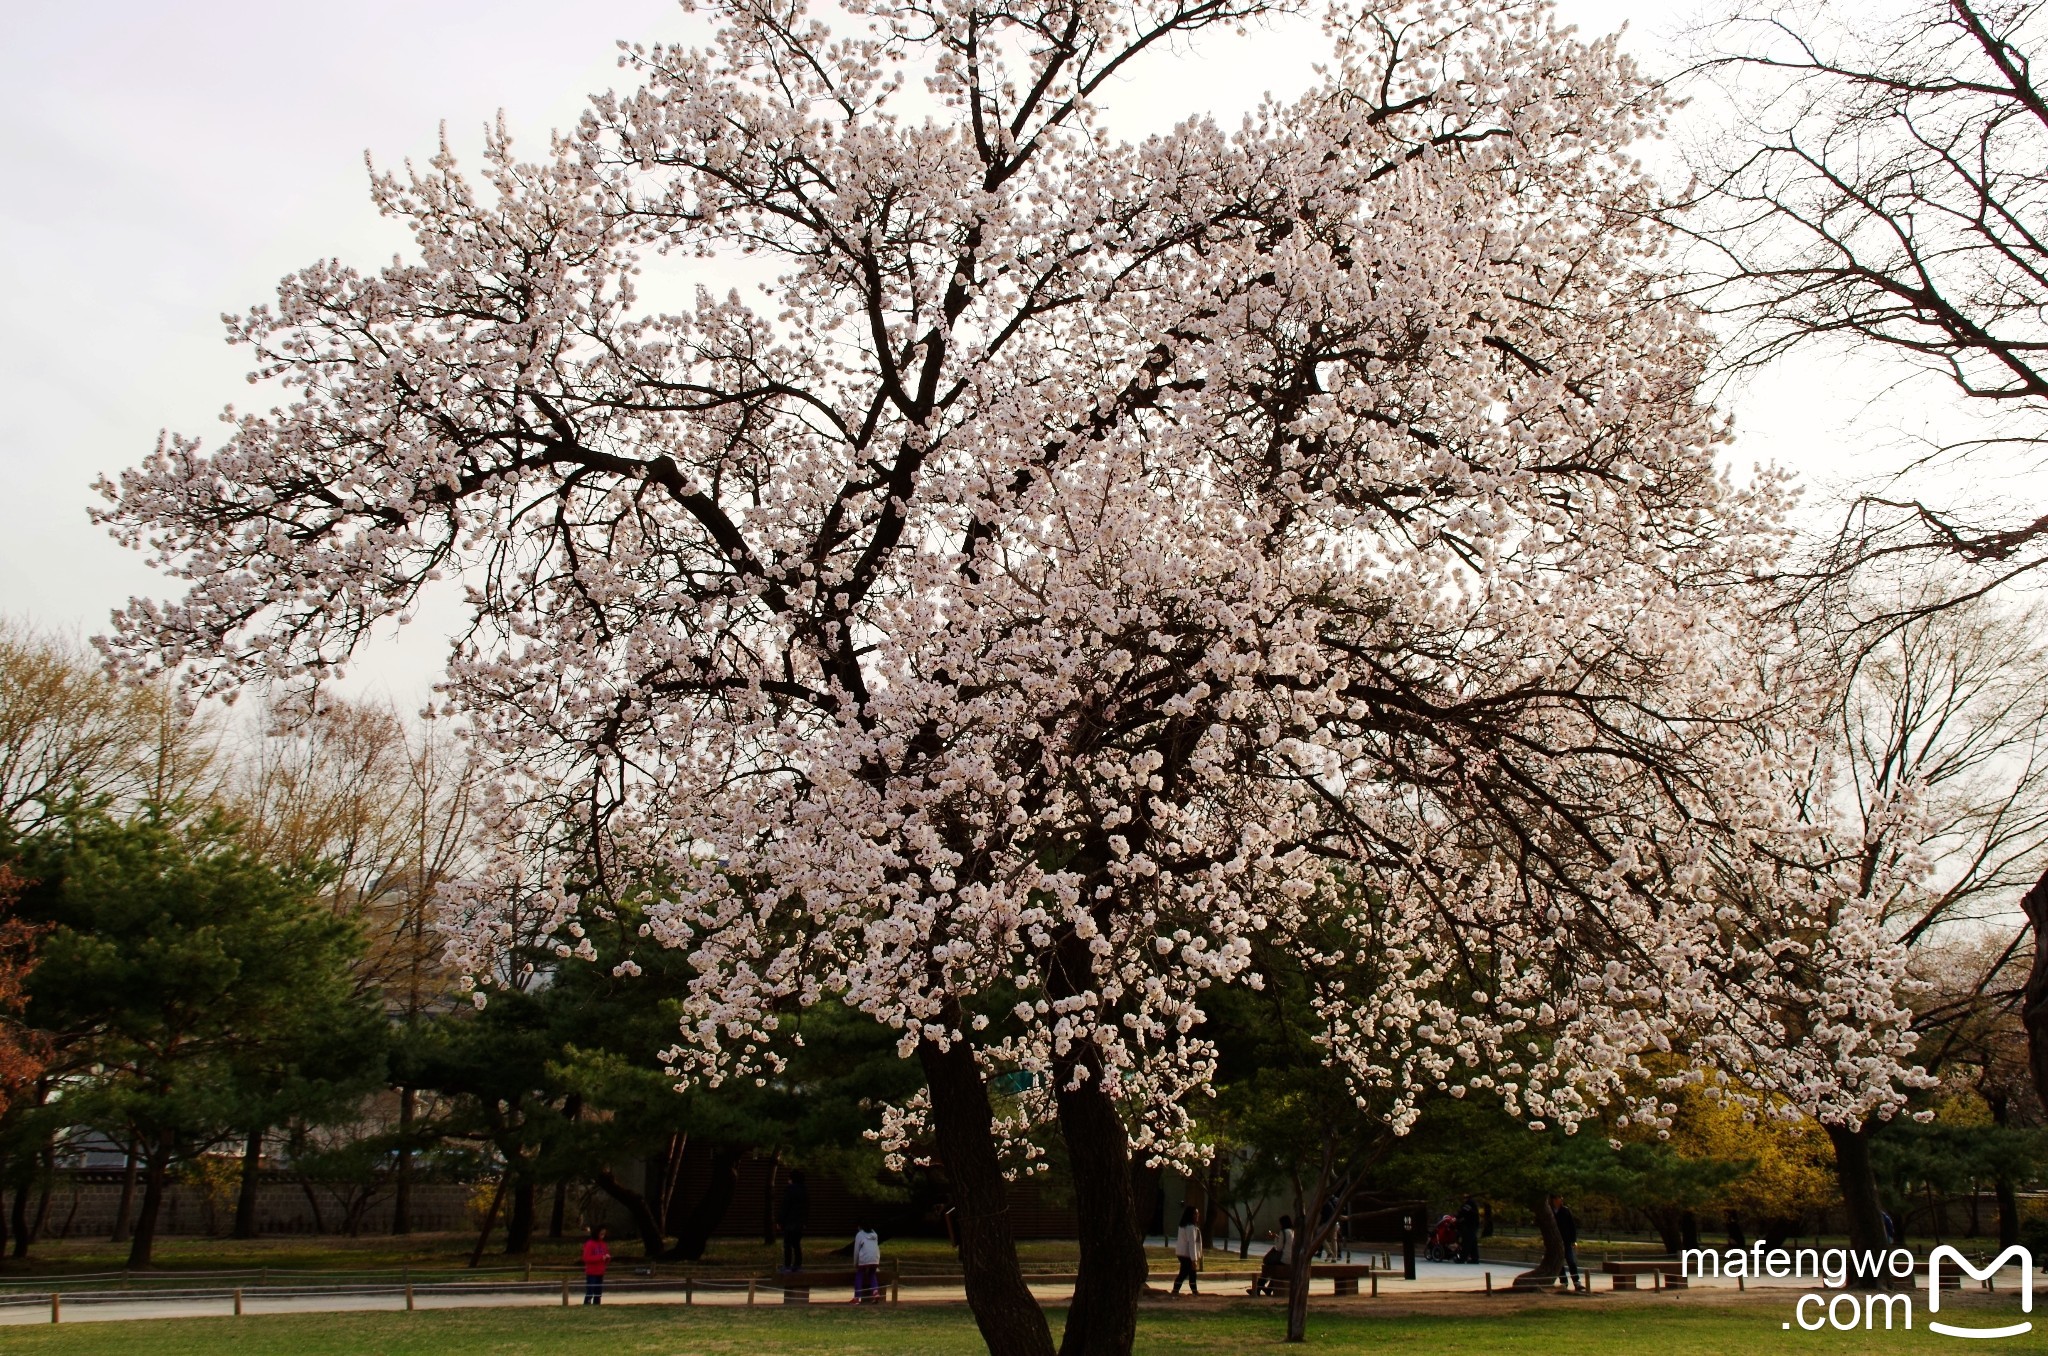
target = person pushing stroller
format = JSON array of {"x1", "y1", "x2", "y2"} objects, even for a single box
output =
[{"x1": 1426, "y1": 1213, "x2": 1459, "y2": 1262}]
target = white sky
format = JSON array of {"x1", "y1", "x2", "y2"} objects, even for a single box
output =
[{"x1": 0, "y1": 0, "x2": 1906, "y2": 703}]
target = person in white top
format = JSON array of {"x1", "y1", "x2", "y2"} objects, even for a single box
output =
[
  {"x1": 1171, "y1": 1205, "x2": 1204, "y2": 1295},
  {"x1": 852, "y1": 1223, "x2": 882, "y2": 1303},
  {"x1": 1250, "y1": 1215, "x2": 1294, "y2": 1295}
]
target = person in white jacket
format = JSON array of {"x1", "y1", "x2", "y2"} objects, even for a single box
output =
[
  {"x1": 852, "y1": 1223, "x2": 882, "y2": 1303},
  {"x1": 1171, "y1": 1205, "x2": 1204, "y2": 1295}
]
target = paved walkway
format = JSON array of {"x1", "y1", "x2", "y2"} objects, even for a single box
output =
[{"x1": 1, "y1": 1253, "x2": 2032, "y2": 1326}]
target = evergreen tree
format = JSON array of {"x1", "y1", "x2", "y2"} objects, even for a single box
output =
[{"x1": 7, "y1": 804, "x2": 380, "y2": 1265}]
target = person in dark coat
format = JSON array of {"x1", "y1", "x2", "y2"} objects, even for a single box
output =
[
  {"x1": 1456, "y1": 1195, "x2": 1481, "y2": 1264},
  {"x1": 778, "y1": 1169, "x2": 809, "y2": 1272},
  {"x1": 1549, "y1": 1194, "x2": 1584, "y2": 1292}
]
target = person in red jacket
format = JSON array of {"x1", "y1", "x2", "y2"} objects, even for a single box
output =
[{"x1": 582, "y1": 1226, "x2": 611, "y2": 1305}]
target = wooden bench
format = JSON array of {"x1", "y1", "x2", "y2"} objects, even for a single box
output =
[
  {"x1": 772, "y1": 1268, "x2": 889, "y2": 1303},
  {"x1": 1264, "y1": 1264, "x2": 1375, "y2": 1297},
  {"x1": 1604, "y1": 1261, "x2": 1688, "y2": 1291}
]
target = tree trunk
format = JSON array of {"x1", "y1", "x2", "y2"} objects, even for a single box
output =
[
  {"x1": 593, "y1": 1166, "x2": 668, "y2": 1258},
  {"x1": 920, "y1": 1036, "x2": 1058, "y2": 1356},
  {"x1": 1203, "y1": 1152, "x2": 1227, "y2": 1249},
  {"x1": 468, "y1": 1176, "x2": 506, "y2": 1268},
  {"x1": 10, "y1": 1179, "x2": 29, "y2": 1259},
  {"x1": 30, "y1": 1144, "x2": 53, "y2": 1246},
  {"x1": 1996, "y1": 1177, "x2": 2021, "y2": 1248},
  {"x1": 392, "y1": 1086, "x2": 414, "y2": 1236},
  {"x1": 503, "y1": 1171, "x2": 536, "y2": 1255},
  {"x1": 296, "y1": 1176, "x2": 328, "y2": 1234},
  {"x1": 111, "y1": 1144, "x2": 138, "y2": 1242},
  {"x1": 1824, "y1": 1123, "x2": 1889, "y2": 1287},
  {"x1": 2019, "y1": 867, "x2": 2048, "y2": 1114},
  {"x1": 1051, "y1": 1049, "x2": 1147, "y2": 1356},
  {"x1": 1989, "y1": 1093, "x2": 2021, "y2": 1248},
  {"x1": 1285, "y1": 1170, "x2": 1336, "y2": 1343},
  {"x1": 549, "y1": 1094, "x2": 579, "y2": 1241},
  {"x1": 1649, "y1": 1207, "x2": 1684, "y2": 1255},
  {"x1": 668, "y1": 1144, "x2": 746, "y2": 1261},
  {"x1": 652, "y1": 1132, "x2": 686, "y2": 1230},
  {"x1": 1512, "y1": 1193, "x2": 1565, "y2": 1287},
  {"x1": 127, "y1": 1147, "x2": 172, "y2": 1269},
  {"x1": 232, "y1": 1126, "x2": 263, "y2": 1240},
  {"x1": 1285, "y1": 1234, "x2": 1313, "y2": 1342},
  {"x1": 342, "y1": 1186, "x2": 371, "y2": 1236}
]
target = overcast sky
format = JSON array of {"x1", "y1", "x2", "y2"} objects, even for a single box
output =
[{"x1": 0, "y1": 0, "x2": 1889, "y2": 703}]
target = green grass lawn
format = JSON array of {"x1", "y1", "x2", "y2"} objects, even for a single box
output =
[{"x1": 0, "y1": 1295, "x2": 2029, "y2": 1355}]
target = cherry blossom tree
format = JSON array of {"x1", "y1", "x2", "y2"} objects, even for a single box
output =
[
  {"x1": 96, "y1": 0, "x2": 1910, "y2": 1350},
  {"x1": 1687, "y1": 586, "x2": 2048, "y2": 1273}
]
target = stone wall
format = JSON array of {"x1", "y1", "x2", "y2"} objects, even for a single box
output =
[{"x1": 22, "y1": 1171, "x2": 476, "y2": 1240}]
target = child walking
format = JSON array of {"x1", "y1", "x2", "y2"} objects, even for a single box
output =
[{"x1": 852, "y1": 1222, "x2": 882, "y2": 1303}]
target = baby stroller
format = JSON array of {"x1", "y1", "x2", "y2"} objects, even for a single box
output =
[{"x1": 1425, "y1": 1214, "x2": 1460, "y2": 1263}]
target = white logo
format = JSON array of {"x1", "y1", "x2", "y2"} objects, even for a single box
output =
[{"x1": 1927, "y1": 1245, "x2": 2033, "y2": 1341}]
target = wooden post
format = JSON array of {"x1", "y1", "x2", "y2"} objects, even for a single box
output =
[
  {"x1": 562, "y1": 1276, "x2": 570, "y2": 1307},
  {"x1": 408, "y1": 1281, "x2": 417, "y2": 1312},
  {"x1": 748, "y1": 1278, "x2": 756, "y2": 1306},
  {"x1": 50, "y1": 1293, "x2": 59, "y2": 1324},
  {"x1": 1484, "y1": 1272, "x2": 1492, "y2": 1294},
  {"x1": 685, "y1": 1276, "x2": 693, "y2": 1306},
  {"x1": 524, "y1": 1259, "x2": 532, "y2": 1284},
  {"x1": 1370, "y1": 1272, "x2": 1378, "y2": 1298},
  {"x1": 234, "y1": 1287, "x2": 243, "y2": 1316},
  {"x1": 1737, "y1": 1276, "x2": 1745, "y2": 1292}
]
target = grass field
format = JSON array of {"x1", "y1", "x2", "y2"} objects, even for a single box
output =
[{"x1": 0, "y1": 1294, "x2": 2028, "y2": 1355}]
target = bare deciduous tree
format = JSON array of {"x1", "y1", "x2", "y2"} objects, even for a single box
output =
[
  {"x1": 226, "y1": 697, "x2": 476, "y2": 1234},
  {"x1": 0, "y1": 623, "x2": 217, "y2": 835},
  {"x1": 1678, "y1": 0, "x2": 2048, "y2": 1114}
]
